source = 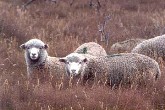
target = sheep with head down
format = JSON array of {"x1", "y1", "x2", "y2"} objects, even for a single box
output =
[
  {"x1": 20, "y1": 39, "x2": 65, "y2": 84},
  {"x1": 132, "y1": 35, "x2": 165, "y2": 64},
  {"x1": 60, "y1": 52, "x2": 161, "y2": 88},
  {"x1": 110, "y1": 38, "x2": 145, "y2": 54},
  {"x1": 74, "y1": 42, "x2": 107, "y2": 56}
]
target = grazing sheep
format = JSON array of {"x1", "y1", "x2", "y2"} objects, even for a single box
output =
[
  {"x1": 20, "y1": 39, "x2": 65, "y2": 83},
  {"x1": 110, "y1": 38, "x2": 145, "y2": 54},
  {"x1": 60, "y1": 53, "x2": 161, "y2": 87},
  {"x1": 74, "y1": 42, "x2": 107, "y2": 56},
  {"x1": 132, "y1": 35, "x2": 165, "y2": 62}
]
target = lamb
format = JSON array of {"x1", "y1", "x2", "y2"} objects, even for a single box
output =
[
  {"x1": 60, "y1": 53, "x2": 161, "y2": 87},
  {"x1": 131, "y1": 35, "x2": 165, "y2": 63},
  {"x1": 74, "y1": 42, "x2": 107, "y2": 56},
  {"x1": 110, "y1": 38, "x2": 145, "y2": 54},
  {"x1": 20, "y1": 39, "x2": 65, "y2": 83}
]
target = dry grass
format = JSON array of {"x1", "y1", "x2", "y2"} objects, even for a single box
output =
[{"x1": 1, "y1": 0, "x2": 165, "y2": 109}]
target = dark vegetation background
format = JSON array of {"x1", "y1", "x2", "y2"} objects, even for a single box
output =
[{"x1": 0, "y1": 0, "x2": 165, "y2": 109}]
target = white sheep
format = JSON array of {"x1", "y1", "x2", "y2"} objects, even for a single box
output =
[
  {"x1": 74, "y1": 42, "x2": 107, "y2": 56},
  {"x1": 59, "y1": 53, "x2": 95, "y2": 77},
  {"x1": 59, "y1": 53, "x2": 161, "y2": 87},
  {"x1": 20, "y1": 39, "x2": 65, "y2": 83},
  {"x1": 110, "y1": 38, "x2": 145, "y2": 54},
  {"x1": 131, "y1": 35, "x2": 165, "y2": 62}
]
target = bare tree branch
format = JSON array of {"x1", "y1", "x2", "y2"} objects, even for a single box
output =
[{"x1": 98, "y1": 15, "x2": 111, "y2": 45}]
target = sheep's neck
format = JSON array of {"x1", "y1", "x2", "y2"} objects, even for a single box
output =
[{"x1": 28, "y1": 56, "x2": 47, "y2": 70}]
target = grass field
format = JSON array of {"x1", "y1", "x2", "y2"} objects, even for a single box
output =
[{"x1": 0, "y1": 0, "x2": 165, "y2": 109}]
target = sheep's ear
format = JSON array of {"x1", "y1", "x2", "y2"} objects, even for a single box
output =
[
  {"x1": 83, "y1": 58, "x2": 88, "y2": 63},
  {"x1": 44, "y1": 44, "x2": 48, "y2": 49},
  {"x1": 20, "y1": 44, "x2": 26, "y2": 49},
  {"x1": 82, "y1": 47, "x2": 87, "y2": 54},
  {"x1": 59, "y1": 58, "x2": 66, "y2": 63}
]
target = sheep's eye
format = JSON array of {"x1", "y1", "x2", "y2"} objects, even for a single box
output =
[
  {"x1": 66, "y1": 61, "x2": 70, "y2": 64},
  {"x1": 39, "y1": 46, "x2": 43, "y2": 49},
  {"x1": 79, "y1": 62, "x2": 82, "y2": 64},
  {"x1": 27, "y1": 47, "x2": 30, "y2": 49}
]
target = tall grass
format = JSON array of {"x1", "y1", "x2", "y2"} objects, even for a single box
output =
[{"x1": 1, "y1": 0, "x2": 165, "y2": 109}]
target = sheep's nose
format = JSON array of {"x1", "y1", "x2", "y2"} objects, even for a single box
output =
[
  {"x1": 71, "y1": 69, "x2": 76, "y2": 73},
  {"x1": 32, "y1": 53, "x2": 36, "y2": 56}
]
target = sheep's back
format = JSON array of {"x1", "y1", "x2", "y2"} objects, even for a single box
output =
[
  {"x1": 74, "y1": 42, "x2": 107, "y2": 56},
  {"x1": 132, "y1": 35, "x2": 165, "y2": 60},
  {"x1": 84, "y1": 53, "x2": 160, "y2": 87},
  {"x1": 110, "y1": 38, "x2": 145, "y2": 54}
]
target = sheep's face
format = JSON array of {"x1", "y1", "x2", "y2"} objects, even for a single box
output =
[
  {"x1": 59, "y1": 53, "x2": 88, "y2": 76},
  {"x1": 28, "y1": 47, "x2": 40, "y2": 60},
  {"x1": 20, "y1": 39, "x2": 48, "y2": 61}
]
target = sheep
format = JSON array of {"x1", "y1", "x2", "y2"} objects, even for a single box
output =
[
  {"x1": 60, "y1": 52, "x2": 161, "y2": 88},
  {"x1": 59, "y1": 53, "x2": 95, "y2": 77},
  {"x1": 110, "y1": 38, "x2": 145, "y2": 54},
  {"x1": 20, "y1": 39, "x2": 65, "y2": 84},
  {"x1": 59, "y1": 53, "x2": 96, "y2": 86},
  {"x1": 131, "y1": 35, "x2": 165, "y2": 63},
  {"x1": 74, "y1": 42, "x2": 107, "y2": 56}
]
